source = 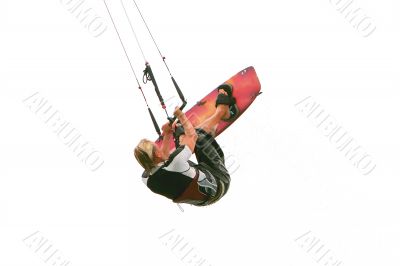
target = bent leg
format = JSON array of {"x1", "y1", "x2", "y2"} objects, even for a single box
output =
[
  {"x1": 197, "y1": 89, "x2": 230, "y2": 135},
  {"x1": 195, "y1": 129, "x2": 230, "y2": 185},
  {"x1": 196, "y1": 105, "x2": 228, "y2": 135}
]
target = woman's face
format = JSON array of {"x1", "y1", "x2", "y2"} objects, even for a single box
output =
[{"x1": 152, "y1": 143, "x2": 163, "y2": 159}]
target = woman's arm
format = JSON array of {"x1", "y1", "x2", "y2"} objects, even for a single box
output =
[
  {"x1": 174, "y1": 107, "x2": 198, "y2": 152},
  {"x1": 161, "y1": 123, "x2": 174, "y2": 159}
]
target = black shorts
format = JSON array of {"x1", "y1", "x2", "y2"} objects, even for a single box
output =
[{"x1": 194, "y1": 128, "x2": 230, "y2": 203}]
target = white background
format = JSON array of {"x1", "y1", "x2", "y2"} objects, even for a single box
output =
[{"x1": 1, "y1": 0, "x2": 399, "y2": 265}]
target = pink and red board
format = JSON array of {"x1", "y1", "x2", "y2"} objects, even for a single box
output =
[{"x1": 156, "y1": 66, "x2": 261, "y2": 150}]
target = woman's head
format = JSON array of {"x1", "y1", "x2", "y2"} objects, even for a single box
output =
[{"x1": 134, "y1": 139, "x2": 162, "y2": 172}]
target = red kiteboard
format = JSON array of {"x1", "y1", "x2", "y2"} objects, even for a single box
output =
[{"x1": 156, "y1": 66, "x2": 261, "y2": 150}]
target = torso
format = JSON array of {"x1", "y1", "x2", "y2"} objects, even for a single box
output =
[{"x1": 141, "y1": 145, "x2": 218, "y2": 204}]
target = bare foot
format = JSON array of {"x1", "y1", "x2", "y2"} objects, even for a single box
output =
[
  {"x1": 218, "y1": 89, "x2": 228, "y2": 96},
  {"x1": 217, "y1": 89, "x2": 230, "y2": 120}
]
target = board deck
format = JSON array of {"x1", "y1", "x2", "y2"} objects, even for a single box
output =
[{"x1": 156, "y1": 66, "x2": 261, "y2": 149}]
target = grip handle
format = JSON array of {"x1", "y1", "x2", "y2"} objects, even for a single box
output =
[{"x1": 168, "y1": 101, "x2": 187, "y2": 124}]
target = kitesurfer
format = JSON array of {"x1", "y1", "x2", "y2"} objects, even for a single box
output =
[{"x1": 134, "y1": 84, "x2": 238, "y2": 206}]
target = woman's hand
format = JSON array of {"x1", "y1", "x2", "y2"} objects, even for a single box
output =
[
  {"x1": 173, "y1": 106, "x2": 184, "y2": 118},
  {"x1": 172, "y1": 106, "x2": 197, "y2": 152},
  {"x1": 161, "y1": 122, "x2": 173, "y2": 135}
]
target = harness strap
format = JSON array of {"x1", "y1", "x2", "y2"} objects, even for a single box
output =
[{"x1": 173, "y1": 168, "x2": 208, "y2": 204}]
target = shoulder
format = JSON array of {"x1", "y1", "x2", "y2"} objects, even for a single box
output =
[{"x1": 165, "y1": 145, "x2": 191, "y2": 166}]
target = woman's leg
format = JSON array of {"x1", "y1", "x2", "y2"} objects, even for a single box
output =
[{"x1": 197, "y1": 90, "x2": 230, "y2": 135}]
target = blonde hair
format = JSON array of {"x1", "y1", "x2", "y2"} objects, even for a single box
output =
[{"x1": 134, "y1": 139, "x2": 156, "y2": 172}]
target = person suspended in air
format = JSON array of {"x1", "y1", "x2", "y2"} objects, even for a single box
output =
[
  {"x1": 134, "y1": 84, "x2": 239, "y2": 206},
  {"x1": 104, "y1": 0, "x2": 261, "y2": 206}
]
